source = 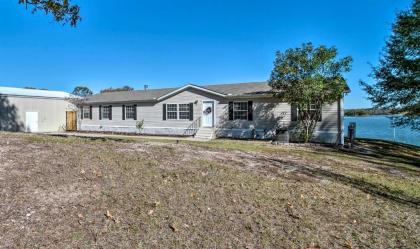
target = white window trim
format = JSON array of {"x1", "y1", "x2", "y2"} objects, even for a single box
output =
[
  {"x1": 166, "y1": 103, "x2": 191, "y2": 120},
  {"x1": 83, "y1": 106, "x2": 90, "y2": 119},
  {"x1": 296, "y1": 104, "x2": 320, "y2": 112},
  {"x1": 309, "y1": 104, "x2": 318, "y2": 111},
  {"x1": 233, "y1": 101, "x2": 248, "y2": 120},
  {"x1": 296, "y1": 103, "x2": 322, "y2": 121},
  {"x1": 178, "y1": 104, "x2": 191, "y2": 120},
  {"x1": 102, "y1": 106, "x2": 110, "y2": 119},
  {"x1": 166, "y1": 103, "x2": 178, "y2": 120},
  {"x1": 125, "y1": 105, "x2": 135, "y2": 119}
]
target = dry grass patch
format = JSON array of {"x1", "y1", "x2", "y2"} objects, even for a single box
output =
[{"x1": 0, "y1": 132, "x2": 419, "y2": 248}]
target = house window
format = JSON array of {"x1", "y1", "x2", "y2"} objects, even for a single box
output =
[
  {"x1": 125, "y1": 105, "x2": 135, "y2": 119},
  {"x1": 296, "y1": 104, "x2": 322, "y2": 121},
  {"x1": 309, "y1": 104, "x2": 322, "y2": 121},
  {"x1": 178, "y1": 104, "x2": 190, "y2": 120},
  {"x1": 309, "y1": 104, "x2": 317, "y2": 111},
  {"x1": 167, "y1": 104, "x2": 178, "y2": 119},
  {"x1": 102, "y1": 106, "x2": 110, "y2": 119},
  {"x1": 233, "y1": 101, "x2": 248, "y2": 120},
  {"x1": 83, "y1": 106, "x2": 90, "y2": 119}
]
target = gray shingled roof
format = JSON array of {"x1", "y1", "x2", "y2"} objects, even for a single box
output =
[
  {"x1": 85, "y1": 82, "x2": 272, "y2": 104},
  {"x1": 85, "y1": 87, "x2": 176, "y2": 104},
  {"x1": 202, "y1": 82, "x2": 272, "y2": 95}
]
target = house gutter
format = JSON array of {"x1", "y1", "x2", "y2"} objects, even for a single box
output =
[
  {"x1": 225, "y1": 93, "x2": 275, "y2": 99},
  {"x1": 83, "y1": 99, "x2": 159, "y2": 105}
]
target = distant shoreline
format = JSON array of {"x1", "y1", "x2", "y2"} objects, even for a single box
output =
[{"x1": 344, "y1": 108, "x2": 401, "y2": 117}]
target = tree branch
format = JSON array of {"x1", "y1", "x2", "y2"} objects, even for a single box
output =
[{"x1": 18, "y1": 0, "x2": 81, "y2": 26}]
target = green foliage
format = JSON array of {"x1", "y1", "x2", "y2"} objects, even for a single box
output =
[
  {"x1": 269, "y1": 42, "x2": 352, "y2": 142},
  {"x1": 361, "y1": 0, "x2": 420, "y2": 130},
  {"x1": 136, "y1": 119, "x2": 145, "y2": 133},
  {"x1": 18, "y1": 0, "x2": 81, "y2": 26},
  {"x1": 71, "y1": 86, "x2": 92, "y2": 97},
  {"x1": 100, "y1": 85, "x2": 134, "y2": 93}
]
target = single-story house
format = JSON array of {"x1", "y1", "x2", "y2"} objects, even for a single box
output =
[
  {"x1": 80, "y1": 82, "x2": 346, "y2": 144},
  {"x1": 0, "y1": 86, "x2": 75, "y2": 132}
]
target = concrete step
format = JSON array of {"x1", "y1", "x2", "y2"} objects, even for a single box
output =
[
  {"x1": 193, "y1": 128, "x2": 214, "y2": 140},
  {"x1": 195, "y1": 134, "x2": 213, "y2": 138},
  {"x1": 194, "y1": 137, "x2": 212, "y2": 140},
  {"x1": 196, "y1": 129, "x2": 213, "y2": 133},
  {"x1": 195, "y1": 131, "x2": 213, "y2": 135}
]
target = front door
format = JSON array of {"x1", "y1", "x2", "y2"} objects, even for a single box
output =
[
  {"x1": 202, "y1": 101, "x2": 214, "y2": 127},
  {"x1": 25, "y1": 112, "x2": 38, "y2": 132}
]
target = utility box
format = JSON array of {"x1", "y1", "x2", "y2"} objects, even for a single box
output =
[
  {"x1": 348, "y1": 122, "x2": 356, "y2": 148},
  {"x1": 275, "y1": 127, "x2": 289, "y2": 144}
]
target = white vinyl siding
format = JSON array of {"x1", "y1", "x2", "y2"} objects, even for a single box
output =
[{"x1": 78, "y1": 88, "x2": 341, "y2": 143}]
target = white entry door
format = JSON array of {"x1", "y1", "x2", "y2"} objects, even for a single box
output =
[
  {"x1": 25, "y1": 112, "x2": 39, "y2": 132},
  {"x1": 202, "y1": 101, "x2": 214, "y2": 127}
]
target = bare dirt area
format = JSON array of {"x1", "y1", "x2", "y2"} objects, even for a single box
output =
[{"x1": 0, "y1": 132, "x2": 419, "y2": 248}]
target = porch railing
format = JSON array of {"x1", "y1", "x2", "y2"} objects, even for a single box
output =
[{"x1": 184, "y1": 117, "x2": 201, "y2": 136}]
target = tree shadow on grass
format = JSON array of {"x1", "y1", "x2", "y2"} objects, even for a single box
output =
[
  {"x1": 264, "y1": 157, "x2": 420, "y2": 208},
  {"x1": 311, "y1": 149, "x2": 420, "y2": 175},
  {"x1": 345, "y1": 138, "x2": 420, "y2": 168}
]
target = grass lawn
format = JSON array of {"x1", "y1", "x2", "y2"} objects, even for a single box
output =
[{"x1": 0, "y1": 132, "x2": 419, "y2": 248}]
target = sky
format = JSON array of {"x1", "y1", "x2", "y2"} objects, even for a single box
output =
[{"x1": 0, "y1": 0, "x2": 412, "y2": 108}]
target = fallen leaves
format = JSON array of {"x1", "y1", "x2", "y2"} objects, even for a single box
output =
[
  {"x1": 169, "y1": 223, "x2": 178, "y2": 232},
  {"x1": 105, "y1": 210, "x2": 118, "y2": 223},
  {"x1": 286, "y1": 202, "x2": 300, "y2": 219}
]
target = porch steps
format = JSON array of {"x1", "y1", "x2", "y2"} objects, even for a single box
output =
[{"x1": 194, "y1": 128, "x2": 214, "y2": 140}]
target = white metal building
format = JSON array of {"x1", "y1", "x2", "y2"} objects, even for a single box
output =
[{"x1": 0, "y1": 86, "x2": 75, "y2": 132}]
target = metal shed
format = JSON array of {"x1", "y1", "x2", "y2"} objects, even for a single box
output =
[{"x1": 0, "y1": 86, "x2": 75, "y2": 132}]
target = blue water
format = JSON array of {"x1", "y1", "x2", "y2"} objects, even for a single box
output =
[{"x1": 344, "y1": 115, "x2": 420, "y2": 147}]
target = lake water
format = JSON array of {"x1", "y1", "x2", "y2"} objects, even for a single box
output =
[{"x1": 344, "y1": 115, "x2": 420, "y2": 147}]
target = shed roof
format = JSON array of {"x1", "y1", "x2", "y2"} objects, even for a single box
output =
[{"x1": 0, "y1": 86, "x2": 72, "y2": 99}]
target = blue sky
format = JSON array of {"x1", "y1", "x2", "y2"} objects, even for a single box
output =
[{"x1": 0, "y1": 0, "x2": 412, "y2": 108}]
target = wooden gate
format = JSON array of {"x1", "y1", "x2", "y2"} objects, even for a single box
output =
[{"x1": 66, "y1": 111, "x2": 77, "y2": 131}]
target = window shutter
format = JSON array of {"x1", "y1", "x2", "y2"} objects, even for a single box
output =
[
  {"x1": 89, "y1": 106, "x2": 92, "y2": 119},
  {"x1": 291, "y1": 104, "x2": 298, "y2": 121},
  {"x1": 80, "y1": 107, "x2": 84, "y2": 120},
  {"x1": 247, "y1": 101, "x2": 253, "y2": 121},
  {"x1": 228, "y1": 102, "x2": 233, "y2": 121},
  {"x1": 122, "y1": 105, "x2": 125, "y2": 120},
  {"x1": 109, "y1": 105, "x2": 112, "y2": 120},
  {"x1": 163, "y1": 104, "x2": 167, "y2": 120},
  {"x1": 134, "y1": 104, "x2": 137, "y2": 120},
  {"x1": 99, "y1": 105, "x2": 102, "y2": 120},
  {"x1": 189, "y1": 103, "x2": 193, "y2": 121}
]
